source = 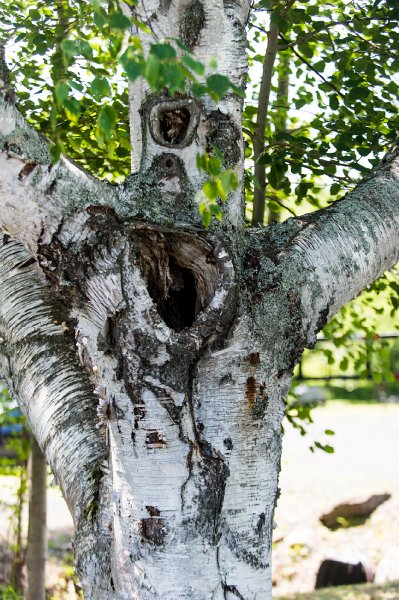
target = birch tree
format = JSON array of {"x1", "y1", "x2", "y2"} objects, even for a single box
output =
[{"x1": 1, "y1": 1, "x2": 399, "y2": 598}]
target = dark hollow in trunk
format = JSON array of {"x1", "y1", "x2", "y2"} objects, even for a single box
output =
[{"x1": 135, "y1": 229, "x2": 220, "y2": 332}]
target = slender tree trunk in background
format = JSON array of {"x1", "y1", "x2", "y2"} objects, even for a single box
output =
[
  {"x1": 27, "y1": 436, "x2": 47, "y2": 600},
  {"x1": 267, "y1": 50, "x2": 290, "y2": 224},
  {"x1": 2, "y1": 2, "x2": 399, "y2": 599},
  {"x1": 252, "y1": 13, "x2": 279, "y2": 225}
]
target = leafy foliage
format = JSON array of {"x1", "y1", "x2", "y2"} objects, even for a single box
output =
[
  {"x1": 196, "y1": 150, "x2": 239, "y2": 226},
  {"x1": 246, "y1": 0, "x2": 399, "y2": 218}
]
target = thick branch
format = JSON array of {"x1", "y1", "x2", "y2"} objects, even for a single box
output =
[
  {"x1": 0, "y1": 92, "x2": 112, "y2": 253},
  {"x1": 0, "y1": 239, "x2": 106, "y2": 515},
  {"x1": 281, "y1": 151, "x2": 399, "y2": 345}
]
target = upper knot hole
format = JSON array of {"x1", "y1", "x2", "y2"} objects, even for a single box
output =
[{"x1": 149, "y1": 98, "x2": 200, "y2": 149}]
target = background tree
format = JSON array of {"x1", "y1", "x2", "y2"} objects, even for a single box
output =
[{"x1": 1, "y1": 1, "x2": 399, "y2": 598}]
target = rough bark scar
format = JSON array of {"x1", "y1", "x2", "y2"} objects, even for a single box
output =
[
  {"x1": 223, "y1": 584, "x2": 246, "y2": 600},
  {"x1": 146, "y1": 505, "x2": 160, "y2": 517},
  {"x1": 190, "y1": 441, "x2": 230, "y2": 544},
  {"x1": 223, "y1": 437, "x2": 233, "y2": 450},
  {"x1": 245, "y1": 377, "x2": 268, "y2": 418},
  {"x1": 180, "y1": 0, "x2": 206, "y2": 49},
  {"x1": 158, "y1": 0, "x2": 172, "y2": 14},
  {"x1": 316, "y1": 303, "x2": 330, "y2": 333},
  {"x1": 18, "y1": 160, "x2": 37, "y2": 180},
  {"x1": 246, "y1": 351, "x2": 260, "y2": 366},
  {"x1": 245, "y1": 375, "x2": 256, "y2": 405},
  {"x1": 86, "y1": 204, "x2": 116, "y2": 216},
  {"x1": 140, "y1": 507, "x2": 166, "y2": 545},
  {"x1": 205, "y1": 111, "x2": 241, "y2": 167},
  {"x1": 256, "y1": 512, "x2": 266, "y2": 535},
  {"x1": 145, "y1": 429, "x2": 167, "y2": 449},
  {"x1": 44, "y1": 180, "x2": 57, "y2": 195}
]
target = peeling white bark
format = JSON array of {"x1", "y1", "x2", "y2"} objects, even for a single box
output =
[{"x1": 0, "y1": 240, "x2": 105, "y2": 515}]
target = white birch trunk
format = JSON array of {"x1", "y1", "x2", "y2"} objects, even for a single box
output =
[{"x1": 2, "y1": 4, "x2": 399, "y2": 599}]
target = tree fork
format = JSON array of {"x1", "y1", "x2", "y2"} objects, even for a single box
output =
[{"x1": 2, "y1": 1, "x2": 399, "y2": 599}]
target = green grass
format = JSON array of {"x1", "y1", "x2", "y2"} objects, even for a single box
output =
[{"x1": 274, "y1": 580, "x2": 399, "y2": 600}]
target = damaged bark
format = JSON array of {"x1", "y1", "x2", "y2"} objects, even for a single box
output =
[{"x1": 2, "y1": 2, "x2": 399, "y2": 599}]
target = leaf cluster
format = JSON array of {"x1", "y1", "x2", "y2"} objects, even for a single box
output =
[
  {"x1": 246, "y1": 0, "x2": 399, "y2": 218},
  {"x1": 196, "y1": 150, "x2": 239, "y2": 226}
]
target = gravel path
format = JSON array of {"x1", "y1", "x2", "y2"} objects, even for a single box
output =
[{"x1": 273, "y1": 401, "x2": 399, "y2": 596}]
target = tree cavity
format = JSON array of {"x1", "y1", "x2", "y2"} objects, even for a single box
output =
[
  {"x1": 134, "y1": 230, "x2": 219, "y2": 332},
  {"x1": 149, "y1": 98, "x2": 200, "y2": 149}
]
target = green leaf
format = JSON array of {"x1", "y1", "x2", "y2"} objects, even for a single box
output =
[
  {"x1": 60, "y1": 39, "x2": 80, "y2": 58},
  {"x1": 213, "y1": 147, "x2": 225, "y2": 164},
  {"x1": 348, "y1": 86, "x2": 370, "y2": 101},
  {"x1": 323, "y1": 445, "x2": 334, "y2": 454},
  {"x1": 330, "y1": 183, "x2": 341, "y2": 195},
  {"x1": 191, "y1": 82, "x2": 207, "y2": 97},
  {"x1": 150, "y1": 43, "x2": 176, "y2": 60},
  {"x1": 256, "y1": 152, "x2": 272, "y2": 165},
  {"x1": 28, "y1": 8, "x2": 41, "y2": 21},
  {"x1": 121, "y1": 56, "x2": 144, "y2": 82},
  {"x1": 182, "y1": 54, "x2": 205, "y2": 75},
  {"x1": 199, "y1": 202, "x2": 212, "y2": 227},
  {"x1": 206, "y1": 74, "x2": 231, "y2": 100},
  {"x1": 208, "y1": 157, "x2": 222, "y2": 177},
  {"x1": 90, "y1": 77, "x2": 112, "y2": 100},
  {"x1": 60, "y1": 39, "x2": 92, "y2": 59},
  {"x1": 93, "y1": 9, "x2": 107, "y2": 28},
  {"x1": 80, "y1": 40, "x2": 93, "y2": 60},
  {"x1": 221, "y1": 169, "x2": 238, "y2": 192},
  {"x1": 196, "y1": 153, "x2": 208, "y2": 172},
  {"x1": 64, "y1": 98, "x2": 81, "y2": 119},
  {"x1": 340, "y1": 357, "x2": 349, "y2": 371},
  {"x1": 160, "y1": 63, "x2": 185, "y2": 92},
  {"x1": 329, "y1": 95, "x2": 339, "y2": 110},
  {"x1": 203, "y1": 179, "x2": 219, "y2": 200},
  {"x1": 210, "y1": 203, "x2": 223, "y2": 221},
  {"x1": 55, "y1": 81, "x2": 69, "y2": 105},
  {"x1": 108, "y1": 12, "x2": 132, "y2": 30},
  {"x1": 50, "y1": 142, "x2": 62, "y2": 164},
  {"x1": 324, "y1": 429, "x2": 335, "y2": 436},
  {"x1": 98, "y1": 105, "x2": 116, "y2": 141}
]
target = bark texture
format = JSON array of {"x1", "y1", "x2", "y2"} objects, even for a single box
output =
[{"x1": 1, "y1": 2, "x2": 399, "y2": 599}]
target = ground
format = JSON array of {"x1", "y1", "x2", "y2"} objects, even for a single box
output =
[
  {"x1": 0, "y1": 399, "x2": 398, "y2": 598},
  {"x1": 273, "y1": 400, "x2": 399, "y2": 595},
  {"x1": 275, "y1": 580, "x2": 399, "y2": 600}
]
